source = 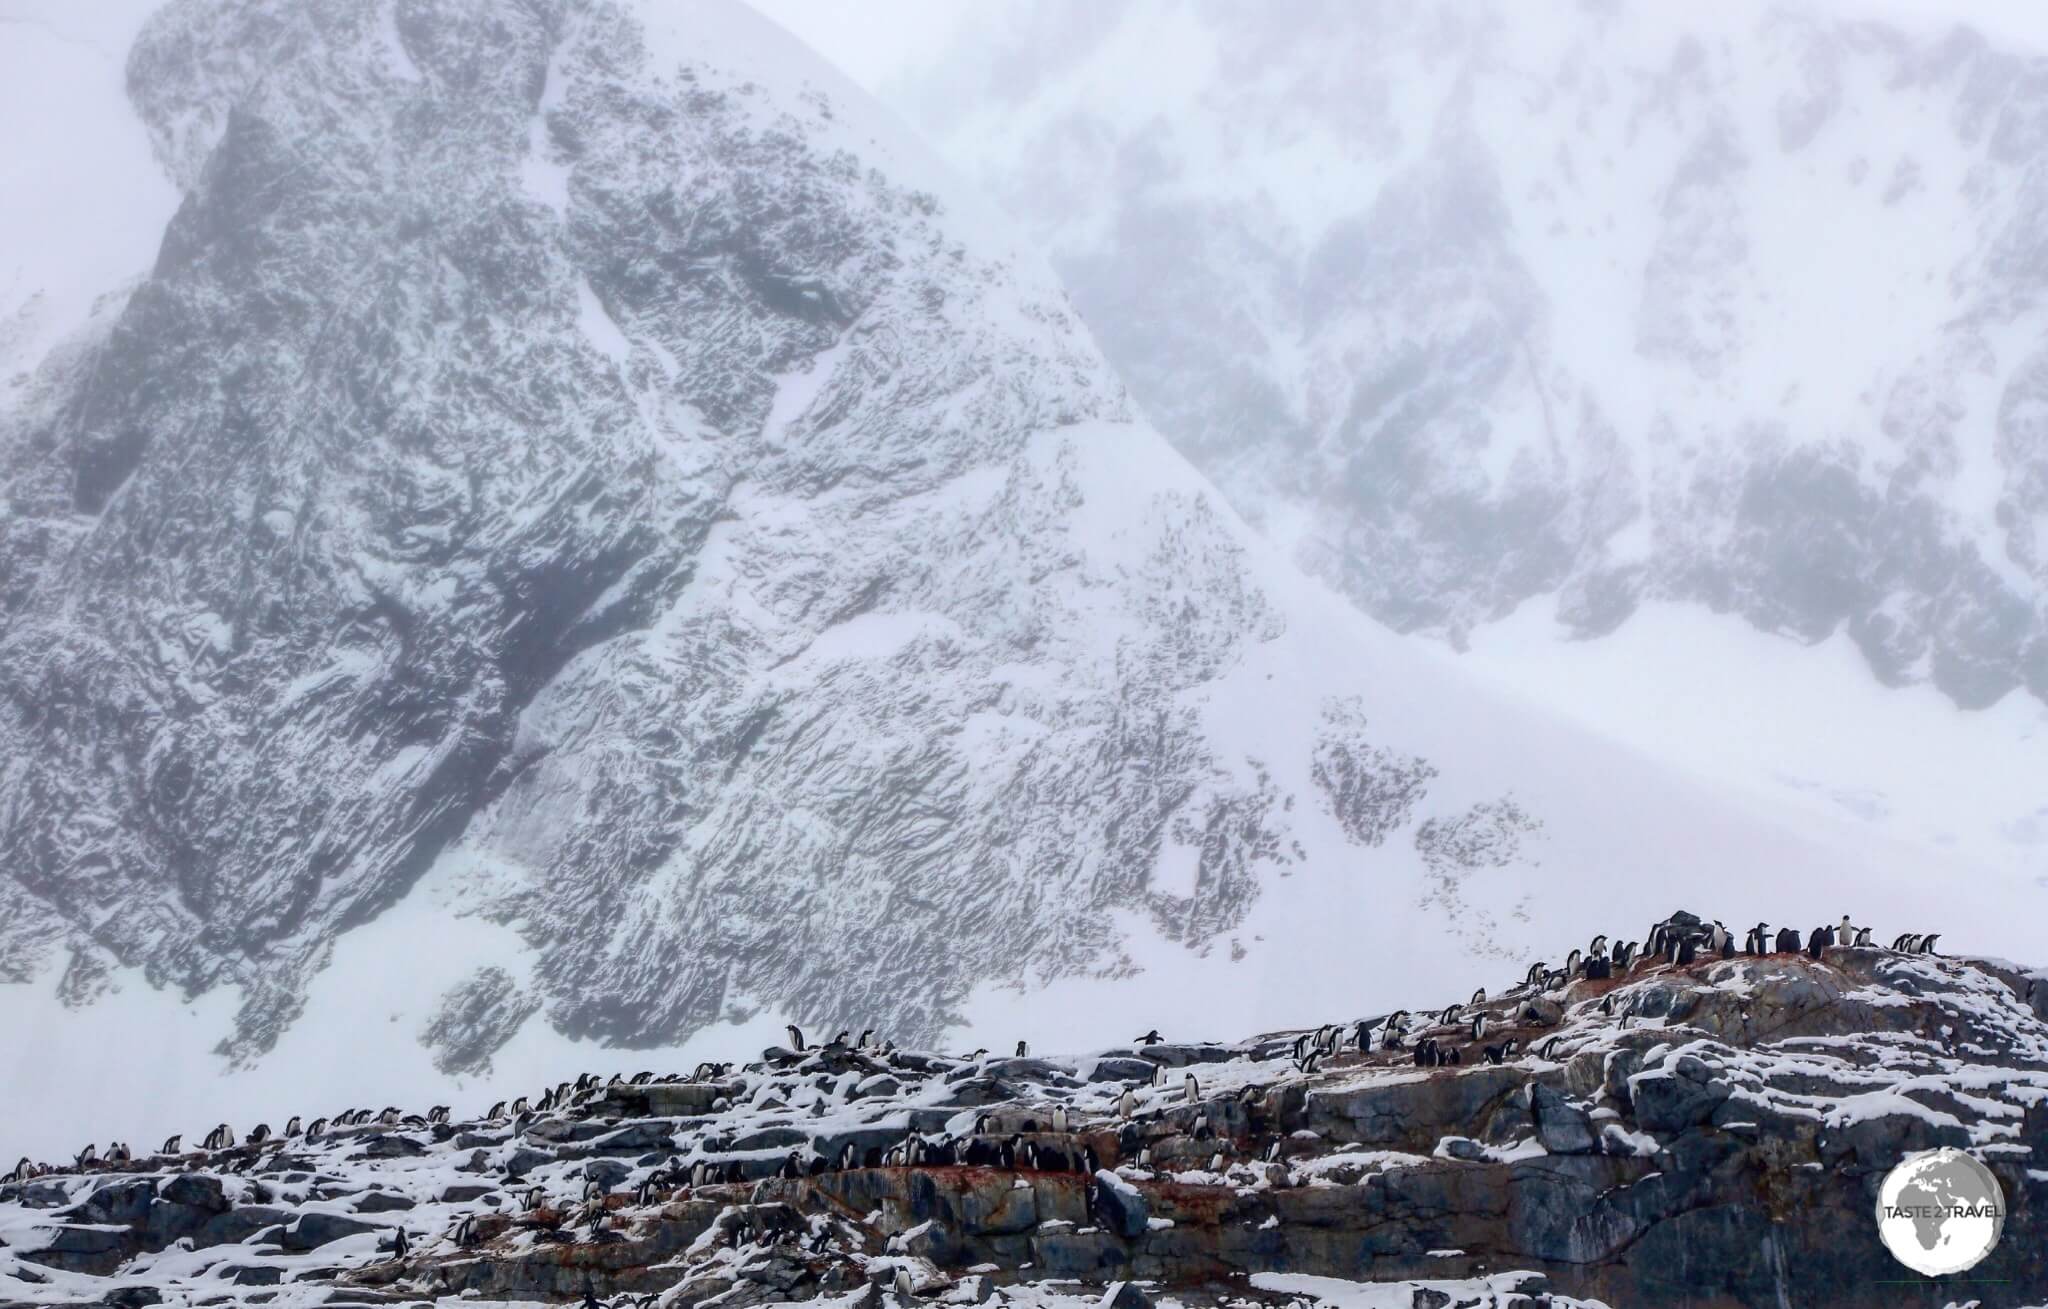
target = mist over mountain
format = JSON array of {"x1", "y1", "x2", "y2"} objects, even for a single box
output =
[
  {"x1": 0, "y1": 0, "x2": 2032, "y2": 1163},
  {"x1": 890, "y1": 0, "x2": 2048, "y2": 712}
]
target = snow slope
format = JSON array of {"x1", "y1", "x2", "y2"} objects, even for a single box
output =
[{"x1": 0, "y1": 0, "x2": 2035, "y2": 1162}]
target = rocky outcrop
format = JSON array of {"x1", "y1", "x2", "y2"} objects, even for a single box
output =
[{"x1": 3, "y1": 943, "x2": 2042, "y2": 1307}]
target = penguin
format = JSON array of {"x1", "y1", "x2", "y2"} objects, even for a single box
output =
[
  {"x1": 378, "y1": 1106, "x2": 401, "y2": 1125},
  {"x1": 1470, "y1": 986, "x2": 1487, "y2": 1005},
  {"x1": 1539, "y1": 1036, "x2": 1564, "y2": 1059},
  {"x1": 1919, "y1": 933, "x2": 1941, "y2": 955},
  {"x1": 1470, "y1": 1014, "x2": 1488, "y2": 1043},
  {"x1": 429, "y1": 1105, "x2": 450, "y2": 1124},
  {"x1": 382, "y1": 1227, "x2": 410, "y2": 1260},
  {"x1": 1015, "y1": 1040, "x2": 1029, "y2": 1058},
  {"x1": 246, "y1": 1124, "x2": 271, "y2": 1145},
  {"x1": 1675, "y1": 935, "x2": 1699, "y2": 965},
  {"x1": 1414, "y1": 1037, "x2": 1440, "y2": 1068},
  {"x1": 1134, "y1": 1029, "x2": 1163, "y2": 1045},
  {"x1": 1745, "y1": 923, "x2": 1769, "y2": 955},
  {"x1": 1599, "y1": 994, "x2": 1614, "y2": 1016},
  {"x1": 1614, "y1": 942, "x2": 1637, "y2": 969},
  {"x1": 786, "y1": 1025, "x2": 805, "y2": 1052},
  {"x1": 778, "y1": 1151, "x2": 803, "y2": 1180},
  {"x1": 1854, "y1": 926, "x2": 1873, "y2": 947},
  {"x1": 1707, "y1": 922, "x2": 1730, "y2": 957},
  {"x1": 1525, "y1": 961, "x2": 1546, "y2": 988},
  {"x1": 73, "y1": 1143, "x2": 96, "y2": 1171},
  {"x1": 6, "y1": 1157, "x2": 29, "y2": 1183},
  {"x1": 1891, "y1": 932, "x2": 1913, "y2": 951},
  {"x1": 1775, "y1": 927, "x2": 1801, "y2": 954},
  {"x1": 1183, "y1": 1073, "x2": 1200, "y2": 1104},
  {"x1": 1564, "y1": 948, "x2": 1582, "y2": 979},
  {"x1": 894, "y1": 1266, "x2": 915, "y2": 1301},
  {"x1": 1052, "y1": 1104, "x2": 1070, "y2": 1134},
  {"x1": 453, "y1": 1213, "x2": 478, "y2": 1248},
  {"x1": 1298, "y1": 1050, "x2": 1323, "y2": 1075},
  {"x1": 1353, "y1": 1021, "x2": 1372, "y2": 1053},
  {"x1": 1117, "y1": 1089, "x2": 1137, "y2": 1119},
  {"x1": 1438, "y1": 1003, "x2": 1461, "y2": 1026},
  {"x1": 204, "y1": 1124, "x2": 234, "y2": 1152},
  {"x1": 1807, "y1": 926, "x2": 1832, "y2": 959},
  {"x1": 284, "y1": 1116, "x2": 302, "y2": 1137},
  {"x1": 306, "y1": 1118, "x2": 327, "y2": 1141},
  {"x1": 1152, "y1": 1063, "x2": 1169, "y2": 1087},
  {"x1": 1588, "y1": 935, "x2": 1608, "y2": 957},
  {"x1": 1838, "y1": 915, "x2": 1855, "y2": 949}
]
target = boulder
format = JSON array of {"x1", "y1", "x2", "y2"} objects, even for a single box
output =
[
  {"x1": 1529, "y1": 1084, "x2": 1598, "y2": 1155},
  {"x1": 279, "y1": 1211, "x2": 382, "y2": 1251}
]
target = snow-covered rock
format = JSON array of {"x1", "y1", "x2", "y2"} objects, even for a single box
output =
[{"x1": 0, "y1": 0, "x2": 2032, "y2": 1159}]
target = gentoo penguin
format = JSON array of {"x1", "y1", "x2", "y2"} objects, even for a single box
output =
[
  {"x1": 73, "y1": 1144, "x2": 96, "y2": 1170},
  {"x1": 204, "y1": 1124, "x2": 234, "y2": 1151},
  {"x1": 1134, "y1": 1029, "x2": 1163, "y2": 1045},
  {"x1": 1564, "y1": 948, "x2": 1582, "y2": 979},
  {"x1": 1853, "y1": 926, "x2": 1873, "y2": 947},
  {"x1": 1015, "y1": 1040, "x2": 1029, "y2": 1058},
  {"x1": 246, "y1": 1124, "x2": 271, "y2": 1145},
  {"x1": 894, "y1": 1266, "x2": 915, "y2": 1300},
  {"x1": 453, "y1": 1213, "x2": 478, "y2": 1247},
  {"x1": 306, "y1": 1118, "x2": 327, "y2": 1140},
  {"x1": 1117, "y1": 1089, "x2": 1137, "y2": 1119},
  {"x1": 1183, "y1": 1073, "x2": 1200, "y2": 1104},
  {"x1": 6, "y1": 1157, "x2": 29, "y2": 1183},
  {"x1": 1539, "y1": 1036, "x2": 1564, "y2": 1059},
  {"x1": 1438, "y1": 1003, "x2": 1461, "y2": 1026},
  {"x1": 778, "y1": 1151, "x2": 803, "y2": 1180},
  {"x1": 1414, "y1": 1038, "x2": 1440, "y2": 1068},
  {"x1": 1524, "y1": 961, "x2": 1546, "y2": 988},
  {"x1": 1471, "y1": 986, "x2": 1487, "y2": 1005},
  {"x1": 1892, "y1": 932, "x2": 1914, "y2": 951},
  {"x1": 1707, "y1": 922, "x2": 1730, "y2": 957},
  {"x1": 1470, "y1": 1014, "x2": 1488, "y2": 1043},
  {"x1": 283, "y1": 1116, "x2": 302, "y2": 1137},
  {"x1": 1152, "y1": 1063, "x2": 1169, "y2": 1087},
  {"x1": 429, "y1": 1105, "x2": 450, "y2": 1124},
  {"x1": 1298, "y1": 1050, "x2": 1323, "y2": 1075},
  {"x1": 1807, "y1": 926, "x2": 1833, "y2": 959},
  {"x1": 1838, "y1": 915, "x2": 1855, "y2": 948},
  {"x1": 786, "y1": 1025, "x2": 805, "y2": 1052},
  {"x1": 1919, "y1": 933, "x2": 1941, "y2": 954},
  {"x1": 378, "y1": 1106, "x2": 401, "y2": 1125},
  {"x1": 1775, "y1": 927, "x2": 1801, "y2": 954},
  {"x1": 1744, "y1": 923, "x2": 1769, "y2": 955},
  {"x1": 160, "y1": 1134, "x2": 182, "y2": 1155},
  {"x1": 1353, "y1": 1022, "x2": 1372, "y2": 1053},
  {"x1": 1588, "y1": 935, "x2": 1608, "y2": 957},
  {"x1": 1052, "y1": 1104, "x2": 1070, "y2": 1133}
]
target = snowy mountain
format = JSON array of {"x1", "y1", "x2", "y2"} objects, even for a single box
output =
[
  {"x1": 0, "y1": 0, "x2": 2028, "y2": 1160},
  {"x1": 889, "y1": 1, "x2": 2048, "y2": 714}
]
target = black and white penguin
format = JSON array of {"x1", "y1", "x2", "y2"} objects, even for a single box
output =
[
  {"x1": 1134, "y1": 1029, "x2": 1163, "y2": 1045},
  {"x1": 1919, "y1": 933, "x2": 1941, "y2": 955},
  {"x1": 1438, "y1": 1003, "x2": 1461, "y2": 1026},
  {"x1": 778, "y1": 1151, "x2": 803, "y2": 1180},
  {"x1": 1807, "y1": 926, "x2": 1833, "y2": 959},
  {"x1": 1588, "y1": 935, "x2": 1608, "y2": 957},
  {"x1": 1524, "y1": 961, "x2": 1546, "y2": 989},
  {"x1": 381, "y1": 1226, "x2": 410, "y2": 1260},
  {"x1": 1469, "y1": 1014, "x2": 1488, "y2": 1043},
  {"x1": 1353, "y1": 1021, "x2": 1372, "y2": 1053},
  {"x1": 1539, "y1": 1036, "x2": 1564, "y2": 1059},
  {"x1": 203, "y1": 1124, "x2": 234, "y2": 1152},
  {"x1": 1052, "y1": 1104, "x2": 1070, "y2": 1134},
  {"x1": 429, "y1": 1105, "x2": 450, "y2": 1124},
  {"x1": 1471, "y1": 986, "x2": 1488, "y2": 1005},
  {"x1": 1853, "y1": 926, "x2": 1873, "y2": 947},
  {"x1": 1744, "y1": 923, "x2": 1769, "y2": 955},
  {"x1": 282, "y1": 1116, "x2": 302, "y2": 1137},
  {"x1": 894, "y1": 1266, "x2": 915, "y2": 1301},
  {"x1": 1414, "y1": 1038, "x2": 1440, "y2": 1068},
  {"x1": 6, "y1": 1158, "x2": 29, "y2": 1183},
  {"x1": 1015, "y1": 1040, "x2": 1029, "y2": 1058},
  {"x1": 1775, "y1": 927, "x2": 1801, "y2": 953},
  {"x1": 857, "y1": 1028, "x2": 876, "y2": 1050},
  {"x1": 1838, "y1": 915, "x2": 1855, "y2": 949},
  {"x1": 1183, "y1": 1073, "x2": 1200, "y2": 1104},
  {"x1": 159, "y1": 1134, "x2": 182, "y2": 1155},
  {"x1": 786, "y1": 1025, "x2": 805, "y2": 1052},
  {"x1": 246, "y1": 1124, "x2": 271, "y2": 1145},
  {"x1": 1564, "y1": 948, "x2": 1582, "y2": 979},
  {"x1": 1299, "y1": 1050, "x2": 1323, "y2": 1075},
  {"x1": 1117, "y1": 1089, "x2": 1137, "y2": 1119},
  {"x1": 1151, "y1": 1063, "x2": 1169, "y2": 1088},
  {"x1": 306, "y1": 1118, "x2": 327, "y2": 1141}
]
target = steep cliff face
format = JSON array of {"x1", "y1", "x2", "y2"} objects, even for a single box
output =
[
  {"x1": 0, "y1": 0, "x2": 2019, "y2": 1139},
  {"x1": 3, "y1": 938, "x2": 2044, "y2": 1308},
  {"x1": 894, "y1": 1, "x2": 2048, "y2": 711}
]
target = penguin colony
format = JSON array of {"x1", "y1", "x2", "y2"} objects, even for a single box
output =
[{"x1": 4, "y1": 910, "x2": 1940, "y2": 1193}]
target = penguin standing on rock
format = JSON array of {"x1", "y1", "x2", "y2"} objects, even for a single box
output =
[
  {"x1": 1134, "y1": 1030, "x2": 1163, "y2": 1046},
  {"x1": 1775, "y1": 927, "x2": 1801, "y2": 954},
  {"x1": 1183, "y1": 1073, "x2": 1200, "y2": 1104},
  {"x1": 785, "y1": 1025, "x2": 805, "y2": 1053},
  {"x1": 1744, "y1": 923, "x2": 1770, "y2": 956},
  {"x1": 1807, "y1": 926, "x2": 1833, "y2": 959},
  {"x1": 159, "y1": 1135, "x2": 182, "y2": 1156}
]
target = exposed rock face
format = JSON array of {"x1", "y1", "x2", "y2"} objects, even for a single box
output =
[
  {"x1": 899, "y1": 2, "x2": 2048, "y2": 709},
  {"x1": 3, "y1": 943, "x2": 2042, "y2": 1307}
]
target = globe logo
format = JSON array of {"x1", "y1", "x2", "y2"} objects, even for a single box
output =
[{"x1": 1875, "y1": 1148, "x2": 2005, "y2": 1277}]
